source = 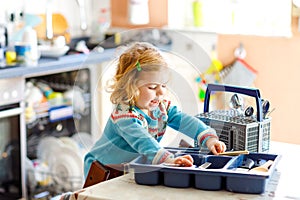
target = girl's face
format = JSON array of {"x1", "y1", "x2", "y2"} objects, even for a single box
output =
[{"x1": 135, "y1": 70, "x2": 168, "y2": 112}]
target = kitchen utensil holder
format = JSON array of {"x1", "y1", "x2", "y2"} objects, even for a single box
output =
[
  {"x1": 196, "y1": 84, "x2": 271, "y2": 152},
  {"x1": 129, "y1": 147, "x2": 280, "y2": 194}
]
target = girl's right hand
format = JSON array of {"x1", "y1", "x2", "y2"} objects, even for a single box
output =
[
  {"x1": 173, "y1": 154, "x2": 194, "y2": 167},
  {"x1": 206, "y1": 137, "x2": 226, "y2": 155}
]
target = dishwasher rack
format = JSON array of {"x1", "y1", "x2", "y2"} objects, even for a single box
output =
[{"x1": 26, "y1": 168, "x2": 84, "y2": 199}]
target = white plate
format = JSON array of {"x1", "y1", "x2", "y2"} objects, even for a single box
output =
[
  {"x1": 25, "y1": 157, "x2": 37, "y2": 190},
  {"x1": 36, "y1": 136, "x2": 64, "y2": 163},
  {"x1": 38, "y1": 45, "x2": 70, "y2": 58},
  {"x1": 49, "y1": 146, "x2": 84, "y2": 190},
  {"x1": 59, "y1": 136, "x2": 80, "y2": 153}
]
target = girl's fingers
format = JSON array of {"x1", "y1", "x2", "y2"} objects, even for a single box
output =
[
  {"x1": 174, "y1": 156, "x2": 193, "y2": 167},
  {"x1": 211, "y1": 141, "x2": 227, "y2": 154},
  {"x1": 182, "y1": 154, "x2": 194, "y2": 163},
  {"x1": 210, "y1": 147, "x2": 218, "y2": 155},
  {"x1": 180, "y1": 158, "x2": 193, "y2": 167},
  {"x1": 215, "y1": 143, "x2": 222, "y2": 153},
  {"x1": 216, "y1": 141, "x2": 226, "y2": 153}
]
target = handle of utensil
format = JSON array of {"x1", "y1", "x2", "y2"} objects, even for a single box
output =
[
  {"x1": 250, "y1": 160, "x2": 274, "y2": 172},
  {"x1": 259, "y1": 160, "x2": 274, "y2": 169},
  {"x1": 198, "y1": 162, "x2": 212, "y2": 169},
  {"x1": 203, "y1": 83, "x2": 263, "y2": 122},
  {"x1": 219, "y1": 150, "x2": 249, "y2": 156}
]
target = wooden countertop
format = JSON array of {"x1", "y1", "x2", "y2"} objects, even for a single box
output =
[{"x1": 67, "y1": 141, "x2": 300, "y2": 200}]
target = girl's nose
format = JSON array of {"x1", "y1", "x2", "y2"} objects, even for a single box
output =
[{"x1": 157, "y1": 85, "x2": 165, "y2": 95}]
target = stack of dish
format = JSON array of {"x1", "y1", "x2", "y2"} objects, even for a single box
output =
[
  {"x1": 38, "y1": 45, "x2": 70, "y2": 58},
  {"x1": 36, "y1": 133, "x2": 94, "y2": 190}
]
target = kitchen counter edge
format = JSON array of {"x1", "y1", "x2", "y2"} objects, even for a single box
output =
[{"x1": 0, "y1": 48, "x2": 116, "y2": 79}]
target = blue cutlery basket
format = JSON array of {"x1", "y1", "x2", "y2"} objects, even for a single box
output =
[{"x1": 129, "y1": 148, "x2": 280, "y2": 194}]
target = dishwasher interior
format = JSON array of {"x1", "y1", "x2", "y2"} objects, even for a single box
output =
[{"x1": 25, "y1": 68, "x2": 92, "y2": 199}]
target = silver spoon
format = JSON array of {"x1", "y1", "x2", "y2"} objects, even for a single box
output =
[
  {"x1": 262, "y1": 99, "x2": 270, "y2": 118},
  {"x1": 244, "y1": 106, "x2": 254, "y2": 117},
  {"x1": 230, "y1": 94, "x2": 243, "y2": 109}
]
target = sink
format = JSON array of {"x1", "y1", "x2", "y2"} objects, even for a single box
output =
[{"x1": 69, "y1": 35, "x2": 120, "y2": 51}]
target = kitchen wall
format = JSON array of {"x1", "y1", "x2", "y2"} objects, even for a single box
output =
[
  {"x1": 109, "y1": 1, "x2": 300, "y2": 145},
  {"x1": 217, "y1": 17, "x2": 300, "y2": 145},
  {"x1": 2, "y1": 1, "x2": 299, "y2": 145}
]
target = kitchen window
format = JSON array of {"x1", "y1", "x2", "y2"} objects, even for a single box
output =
[{"x1": 168, "y1": 0, "x2": 292, "y2": 37}]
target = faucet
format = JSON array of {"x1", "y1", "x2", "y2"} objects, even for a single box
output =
[{"x1": 76, "y1": 0, "x2": 87, "y2": 31}]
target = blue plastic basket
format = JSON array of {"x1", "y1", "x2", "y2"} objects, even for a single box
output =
[{"x1": 129, "y1": 148, "x2": 280, "y2": 194}]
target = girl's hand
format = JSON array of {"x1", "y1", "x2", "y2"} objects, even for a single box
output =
[
  {"x1": 206, "y1": 138, "x2": 226, "y2": 155},
  {"x1": 174, "y1": 154, "x2": 194, "y2": 167}
]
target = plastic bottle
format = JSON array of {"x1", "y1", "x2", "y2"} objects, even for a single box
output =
[
  {"x1": 36, "y1": 81, "x2": 53, "y2": 98},
  {"x1": 193, "y1": 0, "x2": 203, "y2": 27},
  {"x1": 90, "y1": 7, "x2": 111, "y2": 44},
  {"x1": 0, "y1": 44, "x2": 4, "y2": 66},
  {"x1": 22, "y1": 26, "x2": 39, "y2": 66},
  {"x1": 0, "y1": 25, "x2": 7, "y2": 48},
  {"x1": 6, "y1": 11, "x2": 25, "y2": 47}
]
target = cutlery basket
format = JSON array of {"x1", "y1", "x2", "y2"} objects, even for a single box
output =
[
  {"x1": 129, "y1": 147, "x2": 280, "y2": 194},
  {"x1": 196, "y1": 84, "x2": 271, "y2": 152}
]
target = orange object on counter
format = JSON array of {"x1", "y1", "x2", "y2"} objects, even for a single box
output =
[{"x1": 34, "y1": 13, "x2": 70, "y2": 44}]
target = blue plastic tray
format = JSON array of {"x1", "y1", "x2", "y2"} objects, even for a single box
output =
[{"x1": 129, "y1": 148, "x2": 280, "y2": 194}]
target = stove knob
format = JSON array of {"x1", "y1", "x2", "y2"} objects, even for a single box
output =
[
  {"x1": 3, "y1": 91, "x2": 9, "y2": 100},
  {"x1": 12, "y1": 90, "x2": 18, "y2": 98}
]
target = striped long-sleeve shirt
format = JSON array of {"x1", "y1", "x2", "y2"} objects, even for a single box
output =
[{"x1": 84, "y1": 100, "x2": 217, "y2": 177}]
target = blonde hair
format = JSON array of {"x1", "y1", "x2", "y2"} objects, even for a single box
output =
[{"x1": 107, "y1": 42, "x2": 168, "y2": 105}]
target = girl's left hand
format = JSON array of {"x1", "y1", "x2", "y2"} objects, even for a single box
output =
[
  {"x1": 206, "y1": 138, "x2": 226, "y2": 155},
  {"x1": 174, "y1": 154, "x2": 194, "y2": 167}
]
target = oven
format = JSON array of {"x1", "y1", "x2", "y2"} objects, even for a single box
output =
[{"x1": 0, "y1": 77, "x2": 26, "y2": 200}]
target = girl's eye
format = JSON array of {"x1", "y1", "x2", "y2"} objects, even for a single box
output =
[
  {"x1": 147, "y1": 84, "x2": 167, "y2": 90},
  {"x1": 148, "y1": 85, "x2": 157, "y2": 90}
]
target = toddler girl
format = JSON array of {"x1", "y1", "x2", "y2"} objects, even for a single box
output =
[{"x1": 84, "y1": 42, "x2": 226, "y2": 182}]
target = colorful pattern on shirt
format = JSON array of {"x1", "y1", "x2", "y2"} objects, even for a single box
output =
[
  {"x1": 152, "y1": 148, "x2": 174, "y2": 164},
  {"x1": 111, "y1": 101, "x2": 171, "y2": 140},
  {"x1": 111, "y1": 104, "x2": 147, "y2": 127},
  {"x1": 195, "y1": 128, "x2": 218, "y2": 147}
]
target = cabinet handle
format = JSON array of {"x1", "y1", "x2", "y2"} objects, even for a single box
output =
[{"x1": 0, "y1": 107, "x2": 23, "y2": 119}]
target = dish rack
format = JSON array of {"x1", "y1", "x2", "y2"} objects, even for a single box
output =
[
  {"x1": 26, "y1": 168, "x2": 84, "y2": 199},
  {"x1": 196, "y1": 84, "x2": 271, "y2": 152}
]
